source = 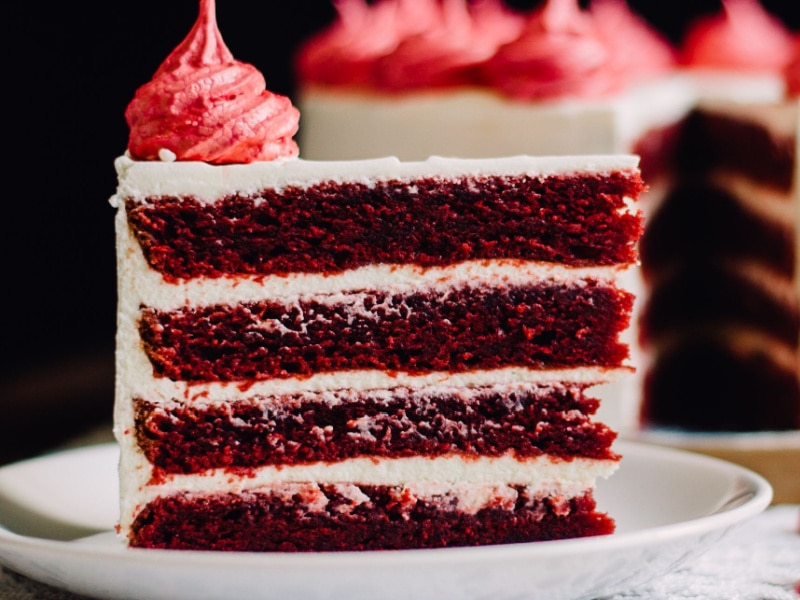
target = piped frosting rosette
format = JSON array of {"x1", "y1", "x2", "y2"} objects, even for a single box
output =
[
  {"x1": 126, "y1": 0, "x2": 299, "y2": 164},
  {"x1": 680, "y1": 0, "x2": 794, "y2": 72},
  {"x1": 295, "y1": 0, "x2": 437, "y2": 88},
  {"x1": 590, "y1": 0, "x2": 676, "y2": 82},
  {"x1": 481, "y1": 0, "x2": 623, "y2": 100},
  {"x1": 373, "y1": 0, "x2": 524, "y2": 91},
  {"x1": 785, "y1": 37, "x2": 800, "y2": 97}
]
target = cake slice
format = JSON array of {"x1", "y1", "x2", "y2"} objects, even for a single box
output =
[{"x1": 110, "y1": 0, "x2": 644, "y2": 551}]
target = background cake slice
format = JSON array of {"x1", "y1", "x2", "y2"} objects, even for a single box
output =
[{"x1": 639, "y1": 99, "x2": 800, "y2": 432}]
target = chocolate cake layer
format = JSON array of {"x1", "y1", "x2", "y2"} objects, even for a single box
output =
[
  {"x1": 674, "y1": 109, "x2": 796, "y2": 192},
  {"x1": 125, "y1": 172, "x2": 644, "y2": 281},
  {"x1": 639, "y1": 101, "x2": 800, "y2": 434},
  {"x1": 640, "y1": 181, "x2": 796, "y2": 281},
  {"x1": 129, "y1": 488, "x2": 613, "y2": 551},
  {"x1": 640, "y1": 266, "x2": 800, "y2": 347},
  {"x1": 134, "y1": 384, "x2": 618, "y2": 474},
  {"x1": 139, "y1": 282, "x2": 634, "y2": 381},
  {"x1": 642, "y1": 339, "x2": 800, "y2": 431}
]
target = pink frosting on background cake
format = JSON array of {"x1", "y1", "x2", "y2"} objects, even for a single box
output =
[{"x1": 680, "y1": 0, "x2": 794, "y2": 73}]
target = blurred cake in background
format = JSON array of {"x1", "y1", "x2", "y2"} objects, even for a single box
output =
[
  {"x1": 636, "y1": 1, "x2": 800, "y2": 503},
  {"x1": 677, "y1": 0, "x2": 792, "y2": 100},
  {"x1": 638, "y1": 99, "x2": 800, "y2": 430},
  {"x1": 638, "y1": 0, "x2": 799, "y2": 433},
  {"x1": 295, "y1": 0, "x2": 689, "y2": 163}
]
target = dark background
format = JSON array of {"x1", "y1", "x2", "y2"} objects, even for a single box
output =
[{"x1": 2, "y1": 0, "x2": 799, "y2": 465}]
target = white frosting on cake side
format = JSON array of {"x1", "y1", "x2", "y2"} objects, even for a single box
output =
[
  {"x1": 117, "y1": 453, "x2": 619, "y2": 534},
  {"x1": 112, "y1": 153, "x2": 640, "y2": 202}
]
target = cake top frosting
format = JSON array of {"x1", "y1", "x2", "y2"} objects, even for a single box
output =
[
  {"x1": 680, "y1": 0, "x2": 794, "y2": 72},
  {"x1": 373, "y1": 0, "x2": 524, "y2": 91},
  {"x1": 785, "y1": 37, "x2": 800, "y2": 97},
  {"x1": 125, "y1": 0, "x2": 299, "y2": 164},
  {"x1": 481, "y1": 0, "x2": 622, "y2": 100},
  {"x1": 296, "y1": 0, "x2": 522, "y2": 90},
  {"x1": 295, "y1": 0, "x2": 432, "y2": 88},
  {"x1": 590, "y1": 0, "x2": 676, "y2": 81},
  {"x1": 297, "y1": 0, "x2": 675, "y2": 100}
]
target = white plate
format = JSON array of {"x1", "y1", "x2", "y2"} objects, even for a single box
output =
[{"x1": 0, "y1": 441, "x2": 772, "y2": 600}]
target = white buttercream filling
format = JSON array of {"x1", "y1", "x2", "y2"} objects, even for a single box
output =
[
  {"x1": 117, "y1": 453, "x2": 619, "y2": 534},
  {"x1": 112, "y1": 154, "x2": 641, "y2": 202}
]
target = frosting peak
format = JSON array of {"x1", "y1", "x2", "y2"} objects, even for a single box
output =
[
  {"x1": 126, "y1": 0, "x2": 299, "y2": 164},
  {"x1": 295, "y1": 0, "x2": 431, "y2": 88},
  {"x1": 482, "y1": 0, "x2": 621, "y2": 100},
  {"x1": 785, "y1": 37, "x2": 800, "y2": 97},
  {"x1": 374, "y1": 0, "x2": 524, "y2": 91},
  {"x1": 152, "y1": 0, "x2": 233, "y2": 77},
  {"x1": 590, "y1": 0, "x2": 676, "y2": 81},
  {"x1": 680, "y1": 0, "x2": 794, "y2": 72}
]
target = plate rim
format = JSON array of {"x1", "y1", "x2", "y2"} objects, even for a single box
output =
[{"x1": 0, "y1": 439, "x2": 773, "y2": 568}]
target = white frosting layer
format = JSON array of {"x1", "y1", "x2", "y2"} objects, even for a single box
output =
[
  {"x1": 121, "y1": 366, "x2": 629, "y2": 408},
  {"x1": 117, "y1": 453, "x2": 619, "y2": 535},
  {"x1": 112, "y1": 153, "x2": 640, "y2": 203},
  {"x1": 135, "y1": 375, "x2": 621, "y2": 408}
]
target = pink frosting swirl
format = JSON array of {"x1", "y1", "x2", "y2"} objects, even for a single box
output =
[
  {"x1": 373, "y1": 0, "x2": 525, "y2": 91},
  {"x1": 295, "y1": 0, "x2": 435, "y2": 88},
  {"x1": 126, "y1": 0, "x2": 299, "y2": 164},
  {"x1": 785, "y1": 37, "x2": 800, "y2": 97},
  {"x1": 481, "y1": 0, "x2": 622, "y2": 100},
  {"x1": 681, "y1": 0, "x2": 794, "y2": 72},
  {"x1": 590, "y1": 0, "x2": 677, "y2": 81}
]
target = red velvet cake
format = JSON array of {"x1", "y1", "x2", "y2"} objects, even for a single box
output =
[{"x1": 110, "y1": 0, "x2": 644, "y2": 551}]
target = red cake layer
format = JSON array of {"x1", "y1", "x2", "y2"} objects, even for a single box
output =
[
  {"x1": 139, "y1": 282, "x2": 634, "y2": 382},
  {"x1": 124, "y1": 172, "x2": 644, "y2": 281},
  {"x1": 134, "y1": 384, "x2": 618, "y2": 474},
  {"x1": 642, "y1": 338, "x2": 800, "y2": 431},
  {"x1": 129, "y1": 488, "x2": 613, "y2": 551}
]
